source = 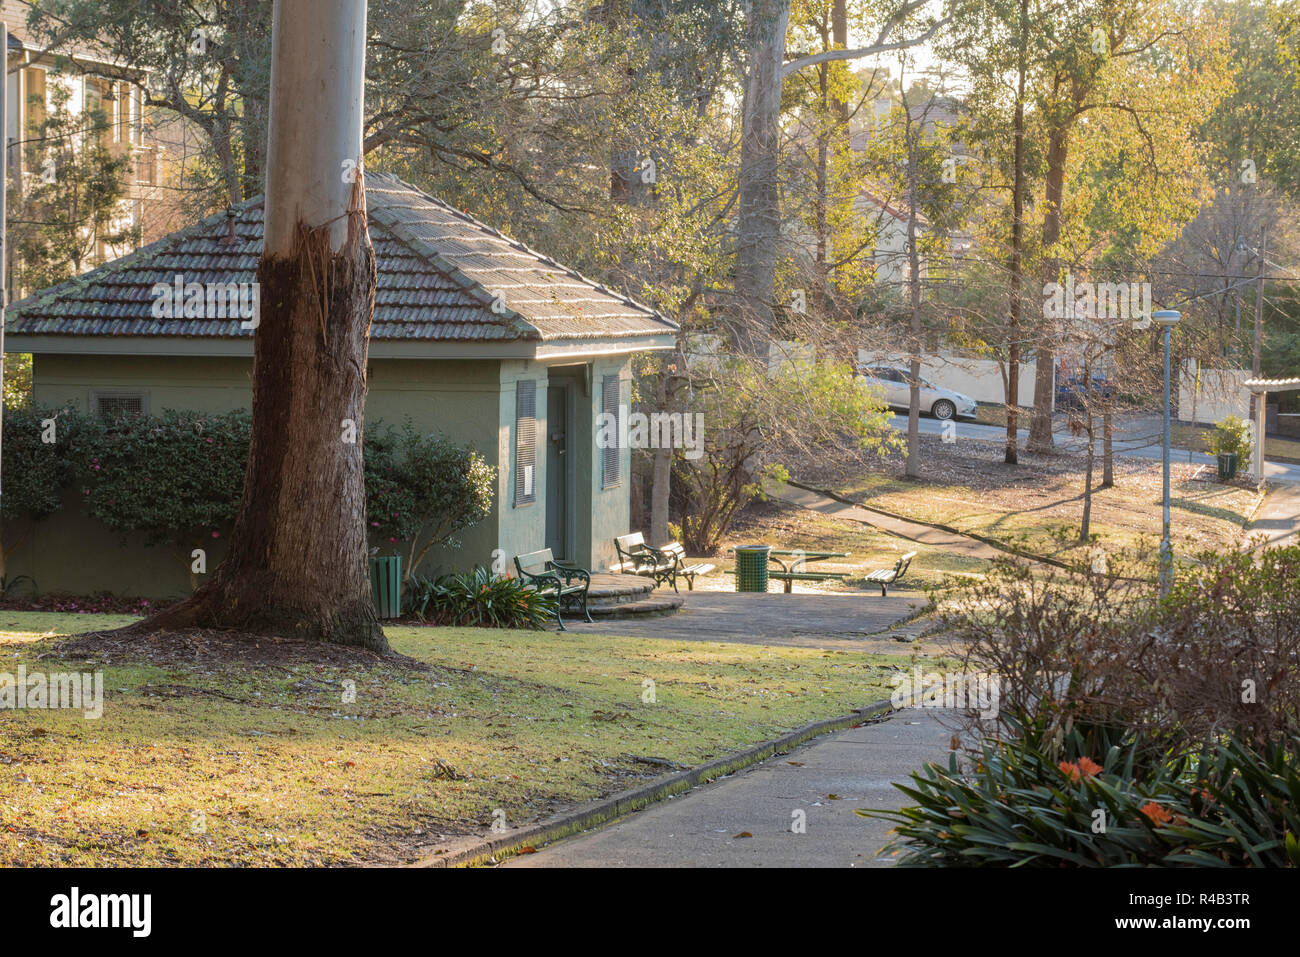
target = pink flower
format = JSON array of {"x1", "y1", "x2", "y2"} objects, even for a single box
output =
[
  {"x1": 212, "y1": 531, "x2": 220, "y2": 538},
  {"x1": 206, "y1": 437, "x2": 214, "y2": 444},
  {"x1": 388, "y1": 537, "x2": 396, "y2": 543}
]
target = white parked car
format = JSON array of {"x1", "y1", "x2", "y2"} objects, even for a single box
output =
[{"x1": 858, "y1": 366, "x2": 978, "y2": 421}]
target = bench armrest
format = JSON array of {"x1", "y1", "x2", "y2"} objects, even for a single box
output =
[
  {"x1": 644, "y1": 543, "x2": 680, "y2": 570},
  {"x1": 520, "y1": 569, "x2": 563, "y2": 591},
  {"x1": 550, "y1": 563, "x2": 591, "y2": 586}
]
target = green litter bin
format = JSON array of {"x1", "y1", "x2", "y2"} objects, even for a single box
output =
[
  {"x1": 369, "y1": 555, "x2": 403, "y2": 619},
  {"x1": 733, "y1": 545, "x2": 772, "y2": 592}
]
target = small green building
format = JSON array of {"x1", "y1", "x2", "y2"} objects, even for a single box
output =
[{"x1": 2, "y1": 173, "x2": 676, "y2": 597}]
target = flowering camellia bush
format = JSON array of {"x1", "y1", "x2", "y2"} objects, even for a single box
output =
[
  {"x1": 364, "y1": 420, "x2": 494, "y2": 578},
  {"x1": 1, "y1": 407, "x2": 495, "y2": 591},
  {"x1": 84, "y1": 409, "x2": 252, "y2": 547},
  {"x1": 0, "y1": 405, "x2": 101, "y2": 524}
]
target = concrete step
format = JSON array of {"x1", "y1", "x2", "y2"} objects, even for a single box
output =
[
  {"x1": 585, "y1": 594, "x2": 685, "y2": 619},
  {"x1": 584, "y1": 573, "x2": 657, "y2": 607}
]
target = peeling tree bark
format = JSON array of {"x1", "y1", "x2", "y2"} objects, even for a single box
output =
[{"x1": 131, "y1": 0, "x2": 387, "y2": 652}]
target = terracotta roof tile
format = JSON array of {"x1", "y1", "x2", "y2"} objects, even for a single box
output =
[{"x1": 5, "y1": 172, "x2": 677, "y2": 344}]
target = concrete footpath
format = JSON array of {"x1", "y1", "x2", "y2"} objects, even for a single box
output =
[
  {"x1": 503, "y1": 709, "x2": 957, "y2": 868},
  {"x1": 1247, "y1": 483, "x2": 1300, "y2": 549},
  {"x1": 770, "y1": 481, "x2": 1007, "y2": 562}
]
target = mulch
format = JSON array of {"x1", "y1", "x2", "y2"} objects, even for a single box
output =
[{"x1": 0, "y1": 593, "x2": 173, "y2": 616}]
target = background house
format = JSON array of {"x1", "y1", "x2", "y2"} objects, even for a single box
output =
[{"x1": 2, "y1": 173, "x2": 677, "y2": 596}]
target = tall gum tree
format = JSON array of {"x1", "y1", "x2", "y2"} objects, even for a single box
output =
[
  {"x1": 732, "y1": 0, "x2": 942, "y2": 355},
  {"x1": 132, "y1": 0, "x2": 387, "y2": 652}
]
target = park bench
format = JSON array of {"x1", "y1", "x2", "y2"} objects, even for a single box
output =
[
  {"x1": 613, "y1": 532, "x2": 715, "y2": 592},
  {"x1": 514, "y1": 548, "x2": 592, "y2": 630},
  {"x1": 863, "y1": 551, "x2": 916, "y2": 596},
  {"x1": 726, "y1": 548, "x2": 849, "y2": 594}
]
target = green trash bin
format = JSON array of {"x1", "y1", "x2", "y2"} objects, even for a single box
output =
[
  {"x1": 733, "y1": 545, "x2": 772, "y2": 592},
  {"x1": 369, "y1": 555, "x2": 403, "y2": 619}
]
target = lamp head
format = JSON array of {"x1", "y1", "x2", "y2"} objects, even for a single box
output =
[{"x1": 1152, "y1": 310, "x2": 1181, "y2": 328}]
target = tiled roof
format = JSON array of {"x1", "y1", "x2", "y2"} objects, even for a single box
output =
[{"x1": 5, "y1": 172, "x2": 677, "y2": 344}]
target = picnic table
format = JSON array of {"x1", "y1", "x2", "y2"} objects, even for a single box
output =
[{"x1": 727, "y1": 547, "x2": 850, "y2": 593}]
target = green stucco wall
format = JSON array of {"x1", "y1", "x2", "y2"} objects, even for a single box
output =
[{"x1": 7, "y1": 351, "x2": 632, "y2": 597}]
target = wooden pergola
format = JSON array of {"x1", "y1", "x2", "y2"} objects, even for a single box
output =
[{"x1": 1243, "y1": 376, "x2": 1300, "y2": 487}]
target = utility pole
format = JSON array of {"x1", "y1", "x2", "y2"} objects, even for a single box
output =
[
  {"x1": 1251, "y1": 227, "x2": 1268, "y2": 457},
  {"x1": 1252, "y1": 227, "x2": 1268, "y2": 379}
]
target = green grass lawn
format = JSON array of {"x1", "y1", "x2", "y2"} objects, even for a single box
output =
[
  {"x1": 0, "y1": 612, "x2": 905, "y2": 866},
  {"x1": 828, "y1": 464, "x2": 1259, "y2": 562}
]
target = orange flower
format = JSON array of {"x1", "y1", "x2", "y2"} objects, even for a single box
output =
[
  {"x1": 1140, "y1": 802, "x2": 1174, "y2": 826},
  {"x1": 1058, "y1": 757, "x2": 1104, "y2": 783}
]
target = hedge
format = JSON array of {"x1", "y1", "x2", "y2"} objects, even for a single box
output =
[{"x1": 1, "y1": 406, "x2": 494, "y2": 573}]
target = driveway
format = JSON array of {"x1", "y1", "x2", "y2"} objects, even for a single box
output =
[{"x1": 503, "y1": 708, "x2": 958, "y2": 868}]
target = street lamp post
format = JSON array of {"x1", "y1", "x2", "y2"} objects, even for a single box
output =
[{"x1": 1153, "y1": 310, "x2": 1181, "y2": 597}]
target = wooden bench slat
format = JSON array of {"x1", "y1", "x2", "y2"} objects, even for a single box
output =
[{"x1": 514, "y1": 548, "x2": 593, "y2": 630}]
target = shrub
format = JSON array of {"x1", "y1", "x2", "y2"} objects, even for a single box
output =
[
  {"x1": 874, "y1": 544, "x2": 1300, "y2": 866},
  {"x1": 1210, "y1": 414, "x2": 1253, "y2": 459},
  {"x1": 4, "y1": 408, "x2": 496, "y2": 589},
  {"x1": 84, "y1": 409, "x2": 251, "y2": 548},
  {"x1": 364, "y1": 421, "x2": 495, "y2": 577},
  {"x1": 405, "y1": 567, "x2": 557, "y2": 629},
  {"x1": 675, "y1": 356, "x2": 896, "y2": 553},
  {"x1": 0, "y1": 405, "x2": 101, "y2": 524},
  {"x1": 938, "y1": 543, "x2": 1300, "y2": 756},
  {"x1": 865, "y1": 717, "x2": 1300, "y2": 867}
]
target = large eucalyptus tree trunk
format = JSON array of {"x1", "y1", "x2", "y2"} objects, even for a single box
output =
[
  {"x1": 733, "y1": 0, "x2": 791, "y2": 356},
  {"x1": 135, "y1": 0, "x2": 387, "y2": 652},
  {"x1": 1029, "y1": 120, "x2": 1074, "y2": 452}
]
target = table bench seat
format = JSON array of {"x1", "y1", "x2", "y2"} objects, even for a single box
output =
[
  {"x1": 726, "y1": 568, "x2": 846, "y2": 593},
  {"x1": 862, "y1": 551, "x2": 917, "y2": 596}
]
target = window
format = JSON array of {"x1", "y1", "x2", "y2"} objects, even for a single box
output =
[
  {"x1": 91, "y1": 391, "x2": 148, "y2": 418},
  {"x1": 601, "y1": 375, "x2": 621, "y2": 488},
  {"x1": 514, "y1": 380, "x2": 537, "y2": 507}
]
